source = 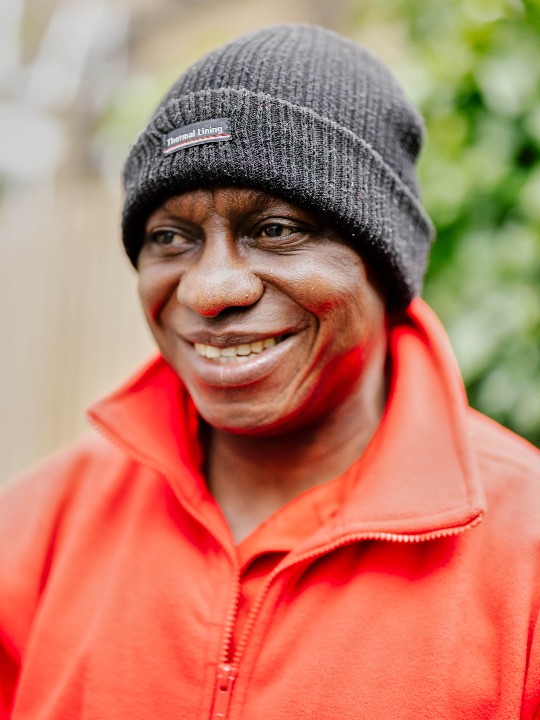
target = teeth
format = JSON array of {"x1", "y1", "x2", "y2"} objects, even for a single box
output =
[
  {"x1": 206, "y1": 345, "x2": 220, "y2": 359},
  {"x1": 220, "y1": 346, "x2": 237, "y2": 357},
  {"x1": 194, "y1": 336, "x2": 281, "y2": 361}
]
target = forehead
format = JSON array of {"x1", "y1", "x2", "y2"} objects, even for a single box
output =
[{"x1": 148, "y1": 187, "x2": 327, "y2": 226}]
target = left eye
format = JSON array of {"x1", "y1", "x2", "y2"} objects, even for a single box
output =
[{"x1": 259, "y1": 224, "x2": 296, "y2": 238}]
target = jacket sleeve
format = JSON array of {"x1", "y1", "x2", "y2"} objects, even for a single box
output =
[
  {"x1": 0, "y1": 444, "x2": 87, "y2": 717},
  {"x1": 0, "y1": 471, "x2": 54, "y2": 716}
]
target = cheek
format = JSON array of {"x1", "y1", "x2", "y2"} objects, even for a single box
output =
[
  {"x1": 311, "y1": 279, "x2": 386, "y2": 365},
  {"x1": 298, "y1": 255, "x2": 381, "y2": 330},
  {"x1": 138, "y1": 267, "x2": 180, "y2": 324}
]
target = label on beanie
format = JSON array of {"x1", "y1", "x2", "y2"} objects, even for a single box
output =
[{"x1": 162, "y1": 118, "x2": 232, "y2": 155}]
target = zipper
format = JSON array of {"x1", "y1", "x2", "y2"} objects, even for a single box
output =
[
  {"x1": 210, "y1": 513, "x2": 483, "y2": 718},
  {"x1": 209, "y1": 572, "x2": 241, "y2": 719},
  {"x1": 211, "y1": 664, "x2": 237, "y2": 720}
]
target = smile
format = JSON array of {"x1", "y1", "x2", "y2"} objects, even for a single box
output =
[{"x1": 194, "y1": 336, "x2": 284, "y2": 363}]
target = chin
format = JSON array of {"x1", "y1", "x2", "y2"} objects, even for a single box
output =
[
  {"x1": 194, "y1": 400, "x2": 290, "y2": 437},
  {"x1": 193, "y1": 388, "x2": 338, "y2": 439}
]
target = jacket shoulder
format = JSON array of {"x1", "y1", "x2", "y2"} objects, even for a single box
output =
[
  {"x1": 0, "y1": 431, "x2": 136, "y2": 576},
  {"x1": 468, "y1": 409, "x2": 540, "y2": 534},
  {"x1": 468, "y1": 409, "x2": 540, "y2": 476},
  {"x1": 0, "y1": 432, "x2": 145, "y2": 655},
  {"x1": 0, "y1": 431, "x2": 132, "y2": 510}
]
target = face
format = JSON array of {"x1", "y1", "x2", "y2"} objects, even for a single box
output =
[{"x1": 137, "y1": 188, "x2": 387, "y2": 435}]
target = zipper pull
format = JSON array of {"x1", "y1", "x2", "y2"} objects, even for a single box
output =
[{"x1": 211, "y1": 663, "x2": 237, "y2": 719}]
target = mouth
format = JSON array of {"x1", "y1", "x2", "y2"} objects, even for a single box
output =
[
  {"x1": 183, "y1": 332, "x2": 298, "y2": 388},
  {"x1": 193, "y1": 336, "x2": 284, "y2": 363}
]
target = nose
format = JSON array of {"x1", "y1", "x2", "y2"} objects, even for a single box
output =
[{"x1": 176, "y1": 237, "x2": 264, "y2": 317}]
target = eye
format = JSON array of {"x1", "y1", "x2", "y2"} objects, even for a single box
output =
[
  {"x1": 144, "y1": 227, "x2": 194, "y2": 254},
  {"x1": 152, "y1": 229, "x2": 182, "y2": 245},
  {"x1": 250, "y1": 218, "x2": 316, "y2": 252},
  {"x1": 258, "y1": 224, "x2": 296, "y2": 238}
]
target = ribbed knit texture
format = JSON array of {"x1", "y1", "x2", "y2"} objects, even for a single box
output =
[{"x1": 122, "y1": 24, "x2": 435, "y2": 307}]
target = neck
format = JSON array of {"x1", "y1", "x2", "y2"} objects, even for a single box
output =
[{"x1": 207, "y1": 339, "x2": 388, "y2": 543}]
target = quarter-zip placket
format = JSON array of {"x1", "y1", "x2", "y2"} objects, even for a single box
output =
[{"x1": 209, "y1": 513, "x2": 483, "y2": 720}]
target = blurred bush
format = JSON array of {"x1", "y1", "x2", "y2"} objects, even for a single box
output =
[{"x1": 350, "y1": 0, "x2": 540, "y2": 446}]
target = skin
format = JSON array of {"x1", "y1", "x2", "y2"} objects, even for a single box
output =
[{"x1": 138, "y1": 187, "x2": 388, "y2": 542}]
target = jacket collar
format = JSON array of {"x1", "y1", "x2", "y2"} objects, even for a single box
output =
[
  {"x1": 334, "y1": 299, "x2": 484, "y2": 540},
  {"x1": 88, "y1": 299, "x2": 485, "y2": 548}
]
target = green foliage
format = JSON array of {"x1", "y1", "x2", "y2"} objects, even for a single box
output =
[{"x1": 350, "y1": 0, "x2": 540, "y2": 446}]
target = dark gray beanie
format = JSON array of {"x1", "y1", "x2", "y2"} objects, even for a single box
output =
[{"x1": 122, "y1": 23, "x2": 435, "y2": 308}]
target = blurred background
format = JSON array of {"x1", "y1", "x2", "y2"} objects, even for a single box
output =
[{"x1": 1, "y1": 0, "x2": 539, "y2": 483}]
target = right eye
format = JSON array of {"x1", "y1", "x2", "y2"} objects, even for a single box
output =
[
  {"x1": 145, "y1": 228, "x2": 193, "y2": 253},
  {"x1": 152, "y1": 229, "x2": 182, "y2": 245}
]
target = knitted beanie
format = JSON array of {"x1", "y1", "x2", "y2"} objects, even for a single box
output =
[{"x1": 122, "y1": 23, "x2": 435, "y2": 307}]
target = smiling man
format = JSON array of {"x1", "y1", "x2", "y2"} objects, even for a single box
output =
[{"x1": 1, "y1": 24, "x2": 540, "y2": 720}]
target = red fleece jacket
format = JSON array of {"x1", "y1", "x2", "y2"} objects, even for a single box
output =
[{"x1": 1, "y1": 300, "x2": 539, "y2": 719}]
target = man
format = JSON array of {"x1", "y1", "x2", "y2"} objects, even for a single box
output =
[{"x1": 1, "y1": 24, "x2": 539, "y2": 719}]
